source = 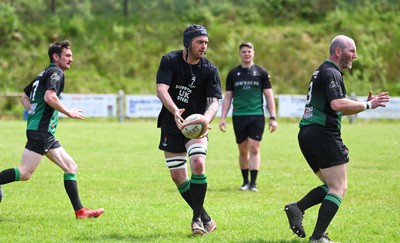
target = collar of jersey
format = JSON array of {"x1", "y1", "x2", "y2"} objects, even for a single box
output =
[{"x1": 324, "y1": 59, "x2": 340, "y2": 71}]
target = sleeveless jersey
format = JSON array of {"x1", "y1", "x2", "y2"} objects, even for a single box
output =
[
  {"x1": 299, "y1": 60, "x2": 346, "y2": 131},
  {"x1": 226, "y1": 64, "x2": 271, "y2": 116},
  {"x1": 156, "y1": 50, "x2": 222, "y2": 134},
  {"x1": 23, "y1": 63, "x2": 65, "y2": 135}
]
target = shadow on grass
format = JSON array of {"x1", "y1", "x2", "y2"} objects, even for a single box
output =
[
  {"x1": 241, "y1": 239, "x2": 304, "y2": 243},
  {"x1": 74, "y1": 232, "x2": 305, "y2": 242},
  {"x1": 73, "y1": 232, "x2": 201, "y2": 242}
]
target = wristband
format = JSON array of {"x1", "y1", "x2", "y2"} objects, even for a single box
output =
[
  {"x1": 269, "y1": 116, "x2": 276, "y2": 121},
  {"x1": 365, "y1": 101, "x2": 372, "y2": 110}
]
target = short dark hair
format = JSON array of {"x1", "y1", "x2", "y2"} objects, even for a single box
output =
[
  {"x1": 239, "y1": 42, "x2": 254, "y2": 50},
  {"x1": 48, "y1": 40, "x2": 70, "y2": 62}
]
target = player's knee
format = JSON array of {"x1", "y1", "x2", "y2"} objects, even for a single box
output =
[
  {"x1": 170, "y1": 172, "x2": 187, "y2": 185},
  {"x1": 65, "y1": 162, "x2": 78, "y2": 174},
  {"x1": 188, "y1": 144, "x2": 207, "y2": 173},
  {"x1": 19, "y1": 170, "x2": 33, "y2": 181},
  {"x1": 248, "y1": 145, "x2": 259, "y2": 154},
  {"x1": 191, "y1": 160, "x2": 205, "y2": 174},
  {"x1": 338, "y1": 180, "x2": 348, "y2": 196},
  {"x1": 239, "y1": 150, "x2": 248, "y2": 158},
  {"x1": 328, "y1": 184, "x2": 347, "y2": 198},
  {"x1": 341, "y1": 184, "x2": 348, "y2": 197}
]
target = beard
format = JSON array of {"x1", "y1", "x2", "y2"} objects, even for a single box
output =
[
  {"x1": 340, "y1": 57, "x2": 353, "y2": 70},
  {"x1": 189, "y1": 48, "x2": 205, "y2": 60}
]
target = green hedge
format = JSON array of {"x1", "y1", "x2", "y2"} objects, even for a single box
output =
[{"x1": 0, "y1": 0, "x2": 399, "y2": 97}]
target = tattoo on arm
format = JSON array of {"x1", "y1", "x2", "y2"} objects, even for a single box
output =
[{"x1": 205, "y1": 97, "x2": 218, "y2": 121}]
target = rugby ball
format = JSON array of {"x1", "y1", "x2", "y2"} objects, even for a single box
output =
[{"x1": 181, "y1": 114, "x2": 209, "y2": 139}]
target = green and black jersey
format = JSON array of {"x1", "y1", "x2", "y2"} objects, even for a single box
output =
[
  {"x1": 226, "y1": 64, "x2": 271, "y2": 116},
  {"x1": 23, "y1": 63, "x2": 65, "y2": 135},
  {"x1": 299, "y1": 60, "x2": 346, "y2": 131}
]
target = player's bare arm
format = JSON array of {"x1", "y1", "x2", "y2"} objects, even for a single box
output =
[
  {"x1": 264, "y1": 89, "x2": 277, "y2": 133},
  {"x1": 331, "y1": 91, "x2": 390, "y2": 115},
  {"x1": 204, "y1": 97, "x2": 219, "y2": 123},
  {"x1": 156, "y1": 83, "x2": 185, "y2": 129},
  {"x1": 44, "y1": 89, "x2": 84, "y2": 119},
  {"x1": 219, "y1": 91, "x2": 233, "y2": 132},
  {"x1": 21, "y1": 93, "x2": 31, "y2": 112}
]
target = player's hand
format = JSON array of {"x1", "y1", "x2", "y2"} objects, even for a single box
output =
[
  {"x1": 269, "y1": 120, "x2": 277, "y2": 133},
  {"x1": 219, "y1": 120, "x2": 226, "y2": 132},
  {"x1": 68, "y1": 108, "x2": 84, "y2": 119},
  {"x1": 175, "y1": 108, "x2": 185, "y2": 130},
  {"x1": 370, "y1": 91, "x2": 390, "y2": 109},
  {"x1": 198, "y1": 125, "x2": 211, "y2": 138}
]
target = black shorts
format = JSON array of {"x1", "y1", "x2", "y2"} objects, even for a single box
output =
[
  {"x1": 298, "y1": 124, "x2": 349, "y2": 173},
  {"x1": 158, "y1": 129, "x2": 192, "y2": 153},
  {"x1": 232, "y1": 115, "x2": 265, "y2": 144},
  {"x1": 25, "y1": 130, "x2": 61, "y2": 155}
]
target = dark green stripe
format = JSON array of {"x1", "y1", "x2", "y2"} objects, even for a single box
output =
[
  {"x1": 64, "y1": 173, "x2": 77, "y2": 181},
  {"x1": 178, "y1": 180, "x2": 190, "y2": 193},
  {"x1": 190, "y1": 174, "x2": 207, "y2": 184},
  {"x1": 14, "y1": 167, "x2": 20, "y2": 181},
  {"x1": 320, "y1": 184, "x2": 328, "y2": 193},
  {"x1": 325, "y1": 193, "x2": 342, "y2": 207}
]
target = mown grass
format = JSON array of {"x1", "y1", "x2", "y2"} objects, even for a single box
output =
[{"x1": 0, "y1": 119, "x2": 399, "y2": 242}]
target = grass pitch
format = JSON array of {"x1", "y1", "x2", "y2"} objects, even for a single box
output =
[{"x1": 0, "y1": 119, "x2": 399, "y2": 242}]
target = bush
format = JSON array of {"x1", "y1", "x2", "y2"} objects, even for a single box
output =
[
  {"x1": 0, "y1": 3, "x2": 18, "y2": 46},
  {"x1": 0, "y1": 0, "x2": 399, "y2": 97}
]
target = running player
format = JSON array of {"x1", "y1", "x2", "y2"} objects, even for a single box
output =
[{"x1": 0, "y1": 40, "x2": 104, "y2": 219}]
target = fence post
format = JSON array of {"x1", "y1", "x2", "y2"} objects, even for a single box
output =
[{"x1": 117, "y1": 89, "x2": 124, "y2": 122}]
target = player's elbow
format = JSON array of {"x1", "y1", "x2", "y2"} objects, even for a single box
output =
[
  {"x1": 44, "y1": 93, "x2": 51, "y2": 103},
  {"x1": 21, "y1": 94, "x2": 29, "y2": 105},
  {"x1": 156, "y1": 85, "x2": 166, "y2": 99},
  {"x1": 330, "y1": 99, "x2": 344, "y2": 111},
  {"x1": 44, "y1": 92, "x2": 56, "y2": 104},
  {"x1": 156, "y1": 89, "x2": 162, "y2": 99}
]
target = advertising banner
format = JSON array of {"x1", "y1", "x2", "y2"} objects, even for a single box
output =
[{"x1": 60, "y1": 94, "x2": 117, "y2": 117}]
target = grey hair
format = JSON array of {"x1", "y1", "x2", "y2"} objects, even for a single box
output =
[{"x1": 329, "y1": 35, "x2": 354, "y2": 55}]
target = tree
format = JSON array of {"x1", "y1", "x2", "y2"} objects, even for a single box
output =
[
  {"x1": 51, "y1": 0, "x2": 56, "y2": 13},
  {"x1": 124, "y1": 0, "x2": 128, "y2": 16}
]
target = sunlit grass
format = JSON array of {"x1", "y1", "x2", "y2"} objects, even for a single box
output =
[{"x1": 0, "y1": 120, "x2": 399, "y2": 242}]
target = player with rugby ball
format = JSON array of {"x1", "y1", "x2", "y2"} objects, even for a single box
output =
[{"x1": 156, "y1": 24, "x2": 222, "y2": 235}]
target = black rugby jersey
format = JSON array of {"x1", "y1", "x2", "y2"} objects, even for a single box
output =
[
  {"x1": 299, "y1": 60, "x2": 346, "y2": 131},
  {"x1": 156, "y1": 50, "x2": 222, "y2": 134},
  {"x1": 226, "y1": 64, "x2": 271, "y2": 116},
  {"x1": 23, "y1": 63, "x2": 65, "y2": 135}
]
